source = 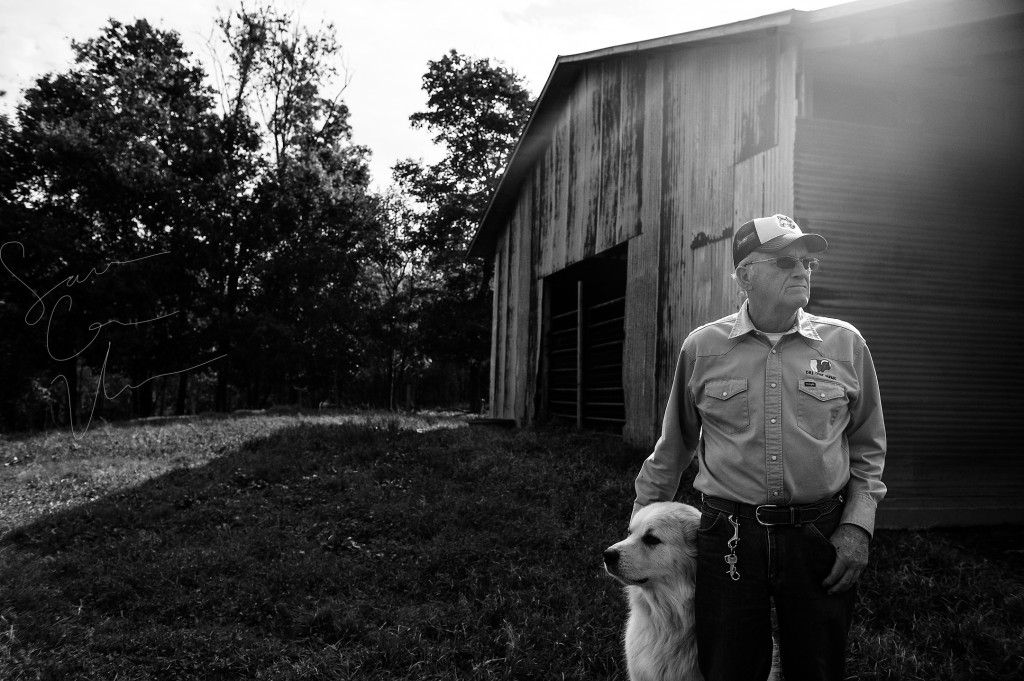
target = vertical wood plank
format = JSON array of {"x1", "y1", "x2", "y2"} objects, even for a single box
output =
[
  {"x1": 517, "y1": 175, "x2": 535, "y2": 425},
  {"x1": 566, "y1": 74, "x2": 582, "y2": 269},
  {"x1": 582, "y1": 63, "x2": 602, "y2": 259},
  {"x1": 618, "y1": 58, "x2": 644, "y2": 246},
  {"x1": 493, "y1": 229, "x2": 509, "y2": 417},
  {"x1": 488, "y1": 232, "x2": 502, "y2": 417},
  {"x1": 597, "y1": 60, "x2": 621, "y2": 254},
  {"x1": 657, "y1": 51, "x2": 687, "y2": 416},
  {"x1": 623, "y1": 53, "x2": 664, "y2": 446},
  {"x1": 552, "y1": 110, "x2": 570, "y2": 275},
  {"x1": 504, "y1": 207, "x2": 518, "y2": 420}
]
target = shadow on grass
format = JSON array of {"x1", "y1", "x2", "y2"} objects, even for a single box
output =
[
  {"x1": 0, "y1": 420, "x2": 648, "y2": 680},
  {"x1": 3, "y1": 417, "x2": 1022, "y2": 680}
]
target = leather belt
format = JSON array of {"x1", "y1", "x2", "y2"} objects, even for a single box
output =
[{"x1": 702, "y1": 493, "x2": 843, "y2": 526}]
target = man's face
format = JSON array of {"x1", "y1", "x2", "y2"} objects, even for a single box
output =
[{"x1": 743, "y1": 242, "x2": 813, "y2": 315}]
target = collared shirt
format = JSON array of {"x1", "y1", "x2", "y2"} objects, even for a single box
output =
[{"x1": 633, "y1": 301, "x2": 887, "y2": 536}]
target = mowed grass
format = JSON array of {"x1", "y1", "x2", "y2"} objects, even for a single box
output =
[{"x1": 0, "y1": 412, "x2": 1022, "y2": 680}]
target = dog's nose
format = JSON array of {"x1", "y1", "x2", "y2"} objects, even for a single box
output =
[{"x1": 603, "y1": 548, "x2": 619, "y2": 569}]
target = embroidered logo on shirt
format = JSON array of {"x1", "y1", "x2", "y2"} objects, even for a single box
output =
[
  {"x1": 810, "y1": 359, "x2": 832, "y2": 373},
  {"x1": 806, "y1": 359, "x2": 841, "y2": 383}
]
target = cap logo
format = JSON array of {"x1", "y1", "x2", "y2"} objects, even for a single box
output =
[{"x1": 776, "y1": 215, "x2": 799, "y2": 232}]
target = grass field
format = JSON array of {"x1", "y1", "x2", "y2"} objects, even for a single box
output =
[{"x1": 1, "y1": 412, "x2": 1022, "y2": 680}]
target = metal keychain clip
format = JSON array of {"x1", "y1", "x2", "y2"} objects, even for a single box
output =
[{"x1": 724, "y1": 514, "x2": 741, "y2": 581}]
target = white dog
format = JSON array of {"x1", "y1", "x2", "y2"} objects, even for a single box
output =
[{"x1": 603, "y1": 501, "x2": 703, "y2": 681}]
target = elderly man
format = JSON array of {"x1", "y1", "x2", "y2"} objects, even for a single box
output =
[{"x1": 631, "y1": 214, "x2": 886, "y2": 681}]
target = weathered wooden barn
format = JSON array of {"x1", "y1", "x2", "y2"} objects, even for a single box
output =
[{"x1": 468, "y1": 0, "x2": 1024, "y2": 528}]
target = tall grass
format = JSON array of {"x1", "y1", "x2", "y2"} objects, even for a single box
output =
[{"x1": 1, "y1": 412, "x2": 1021, "y2": 680}]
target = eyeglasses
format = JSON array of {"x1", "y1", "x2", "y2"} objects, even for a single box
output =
[{"x1": 742, "y1": 256, "x2": 820, "y2": 271}]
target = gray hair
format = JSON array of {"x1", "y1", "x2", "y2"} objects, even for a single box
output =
[{"x1": 731, "y1": 251, "x2": 762, "y2": 282}]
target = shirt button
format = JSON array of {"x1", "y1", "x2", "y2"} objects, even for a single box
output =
[
  {"x1": 820, "y1": 393, "x2": 826, "y2": 398},
  {"x1": 771, "y1": 382, "x2": 777, "y2": 388},
  {"x1": 722, "y1": 391, "x2": 728, "y2": 397},
  {"x1": 773, "y1": 491, "x2": 780, "y2": 497},
  {"x1": 772, "y1": 349, "x2": 777, "y2": 354},
  {"x1": 770, "y1": 418, "x2": 777, "y2": 424},
  {"x1": 771, "y1": 455, "x2": 778, "y2": 461}
]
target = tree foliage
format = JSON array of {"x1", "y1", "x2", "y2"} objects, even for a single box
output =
[
  {"x1": 397, "y1": 50, "x2": 533, "y2": 257},
  {"x1": 2, "y1": 19, "x2": 223, "y2": 427},
  {"x1": 0, "y1": 8, "x2": 379, "y2": 430},
  {"x1": 0, "y1": 12, "x2": 538, "y2": 430},
  {"x1": 210, "y1": 4, "x2": 375, "y2": 411},
  {"x1": 215, "y1": 3, "x2": 356, "y2": 170},
  {"x1": 358, "y1": 188, "x2": 428, "y2": 409},
  {"x1": 392, "y1": 51, "x2": 533, "y2": 409}
]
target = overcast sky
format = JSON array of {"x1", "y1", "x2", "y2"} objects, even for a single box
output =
[{"x1": 0, "y1": 0, "x2": 847, "y2": 189}]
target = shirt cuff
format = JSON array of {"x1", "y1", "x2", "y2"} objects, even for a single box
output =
[{"x1": 839, "y1": 492, "x2": 877, "y2": 538}]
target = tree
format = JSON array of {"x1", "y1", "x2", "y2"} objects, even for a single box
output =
[
  {"x1": 210, "y1": 3, "x2": 376, "y2": 409},
  {"x1": 214, "y1": 3, "x2": 354, "y2": 172},
  {"x1": 1, "y1": 6, "x2": 379, "y2": 428},
  {"x1": 394, "y1": 50, "x2": 533, "y2": 410},
  {"x1": 2, "y1": 19, "x2": 225, "y2": 428},
  {"x1": 358, "y1": 188, "x2": 427, "y2": 409}
]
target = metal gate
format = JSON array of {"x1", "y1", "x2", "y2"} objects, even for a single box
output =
[{"x1": 543, "y1": 250, "x2": 627, "y2": 432}]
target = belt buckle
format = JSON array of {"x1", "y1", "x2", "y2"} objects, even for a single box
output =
[{"x1": 755, "y1": 504, "x2": 783, "y2": 526}]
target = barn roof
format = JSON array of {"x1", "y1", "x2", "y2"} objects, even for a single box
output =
[{"x1": 467, "y1": 0, "x2": 1020, "y2": 259}]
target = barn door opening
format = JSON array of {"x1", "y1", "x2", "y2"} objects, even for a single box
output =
[{"x1": 542, "y1": 246, "x2": 627, "y2": 432}]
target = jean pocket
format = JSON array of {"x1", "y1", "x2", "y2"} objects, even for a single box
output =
[
  {"x1": 703, "y1": 378, "x2": 750, "y2": 434},
  {"x1": 697, "y1": 509, "x2": 731, "y2": 558},
  {"x1": 804, "y1": 518, "x2": 838, "y2": 553},
  {"x1": 698, "y1": 508, "x2": 727, "y2": 534}
]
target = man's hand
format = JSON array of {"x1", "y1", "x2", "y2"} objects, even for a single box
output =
[{"x1": 822, "y1": 523, "x2": 870, "y2": 595}]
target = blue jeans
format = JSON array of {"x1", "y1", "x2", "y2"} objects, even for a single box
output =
[{"x1": 695, "y1": 498, "x2": 856, "y2": 681}]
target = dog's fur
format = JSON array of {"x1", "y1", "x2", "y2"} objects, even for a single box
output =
[{"x1": 604, "y1": 502, "x2": 703, "y2": 681}]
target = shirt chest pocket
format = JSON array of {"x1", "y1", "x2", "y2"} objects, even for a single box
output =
[
  {"x1": 797, "y1": 380, "x2": 848, "y2": 440},
  {"x1": 702, "y1": 378, "x2": 750, "y2": 434}
]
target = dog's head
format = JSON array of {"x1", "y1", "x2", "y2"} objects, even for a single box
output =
[{"x1": 603, "y1": 502, "x2": 701, "y2": 588}]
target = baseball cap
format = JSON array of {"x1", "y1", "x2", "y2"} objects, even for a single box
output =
[{"x1": 733, "y1": 214, "x2": 828, "y2": 266}]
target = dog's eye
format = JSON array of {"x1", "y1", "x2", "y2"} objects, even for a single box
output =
[{"x1": 641, "y1": 533, "x2": 661, "y2": 547}]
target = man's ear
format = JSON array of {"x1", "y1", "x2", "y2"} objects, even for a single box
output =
[{"x1": 735, "y1": 264, "x2": 753, "y2": 290}]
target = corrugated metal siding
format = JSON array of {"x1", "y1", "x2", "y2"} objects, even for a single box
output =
[{"x1": 795, "y1": 117, "x2": 1024, "y2": 526}]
